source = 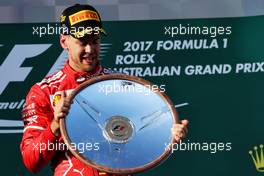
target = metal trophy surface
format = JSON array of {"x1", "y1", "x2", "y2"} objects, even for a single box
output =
[{"x1": 60, "y1": 74, "x2": 179, "y2": 174}]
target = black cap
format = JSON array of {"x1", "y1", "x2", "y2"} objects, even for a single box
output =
[{"x1": 60, "y1": 4, "x2": 106, "y2": 38}]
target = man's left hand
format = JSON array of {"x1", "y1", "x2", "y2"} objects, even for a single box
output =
[{"x1": 171, "y1": 119, "x2": 189, "y2": 143}]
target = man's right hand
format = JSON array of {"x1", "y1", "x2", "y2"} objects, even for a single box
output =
[{"x1": 50, "y1": 91, "x2": 72, "y2": 137}]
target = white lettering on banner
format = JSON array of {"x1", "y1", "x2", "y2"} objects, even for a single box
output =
[
  {"x1": 0, "y1": 99, "x2": 25, "y2": 110},
  {"x1": 0, "y1": 44, "x2": 51, "y2": 95},
  {"x1": 115, "y1": 54, "x2": 155, "y2": 65},
  {"x1": 114, "y1": 66, "x2": 181, "y2": 77},
  {"x1": 184, "y1": 64, "x2": 232, "y2": 75},
  {"x1": 123, "y1": 41, "x2": 153, "y2": 52},
  {"x1": 156, "y1": 39, "x2": 225, "y2": 50},
  {"x1": 235, "y1": 62, "x2": 264, "y2": 73}
]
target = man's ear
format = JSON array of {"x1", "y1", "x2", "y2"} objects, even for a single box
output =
[{"x1": 60, "y1": 34, "x2": 69, "y2": 51}]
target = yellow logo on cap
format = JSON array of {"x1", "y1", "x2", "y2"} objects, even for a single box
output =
[
  {"x1": 69, "y1": 10, "x2": 100, "y2": 26},
  {"x1": 60, "y1": 15, "x2": 66, "y2": 22}
]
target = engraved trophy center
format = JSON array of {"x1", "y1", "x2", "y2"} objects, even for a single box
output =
[{"x1": 104, "y1": 116, "x2": 134, "y2": 143}]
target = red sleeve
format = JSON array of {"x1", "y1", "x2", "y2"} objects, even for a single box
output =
[{"x1": 20, "y1": 84, "x2": 57, "y2": 173}]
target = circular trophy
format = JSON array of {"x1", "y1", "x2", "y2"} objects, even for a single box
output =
[{"x1": 60, "y1": 74, "x2": 179, "y2": 174}]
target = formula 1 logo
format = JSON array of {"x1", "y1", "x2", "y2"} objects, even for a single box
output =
[
  {"x1": 0, "y1": 44, "x2": 56, "y2": 134},
  {"x1": 0, "y1": 44, "x2": 51, "y2": 95}
]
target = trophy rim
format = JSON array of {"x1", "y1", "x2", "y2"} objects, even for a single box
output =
[{"x1": 60, "y1": 73, "x2": 179, "y2": 174}]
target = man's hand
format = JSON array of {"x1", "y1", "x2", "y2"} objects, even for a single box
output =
[
  {"x1": 50, "y1": 91, "x2": 72, "y2": 137},
  {"x1": 171, "y1": 119, "x2": 189, "y2": 143}
]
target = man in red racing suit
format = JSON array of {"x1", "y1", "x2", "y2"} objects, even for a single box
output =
[
  {"x1": 20, "y1": 62, "x2": 119, "y2": 175},
  {"x1": 20, "y1": 3, "x2": 189, "y2": 176}
]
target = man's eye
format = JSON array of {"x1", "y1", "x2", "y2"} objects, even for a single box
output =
[
  {"x1": 79, "y1": 40, "x2": 88, "y2": 46},
  {"x1": 81, "y1": 42, "x2": 87, "y2": 46},
  {"x1": 93, "y1": 39, "x2": 99, "y2": 44}
]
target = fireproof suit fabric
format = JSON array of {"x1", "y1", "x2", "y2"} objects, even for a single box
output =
[{"x1": 20, "y1": 61, "x2": 126, "y2": 176}]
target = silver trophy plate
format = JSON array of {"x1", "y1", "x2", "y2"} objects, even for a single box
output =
[{"x1": 60, "y1": 74, "x2": 179, "y2": 174}]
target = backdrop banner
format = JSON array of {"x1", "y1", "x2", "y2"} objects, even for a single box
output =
[{"x1": 0, "y1": 15, "x2": 263, "y2": 175}]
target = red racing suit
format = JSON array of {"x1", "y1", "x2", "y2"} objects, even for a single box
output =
[{"x1": 20, "y1": 61, "x2": 127, "y2": 176}]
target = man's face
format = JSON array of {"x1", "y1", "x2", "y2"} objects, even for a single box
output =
[{"x1": 62, "y1": 34, "x2": 100, "y2": 72}]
